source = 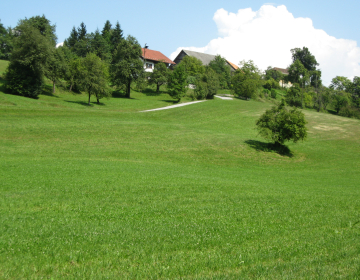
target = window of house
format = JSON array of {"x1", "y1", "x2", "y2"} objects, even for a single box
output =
[{"x1": 146, "y1": 63, "x2": 153, "y2": 69}]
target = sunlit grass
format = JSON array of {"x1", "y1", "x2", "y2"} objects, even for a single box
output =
[{"x1": 0, "y1": 62, "x2": 360, "y2": 278}]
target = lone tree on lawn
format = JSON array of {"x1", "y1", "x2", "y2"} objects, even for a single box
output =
[
  {"x1": 78, "y1": 53, "x2": 111, "y2": 105},
  {"x1": 148, "y1": 61, "x2": 169, "y2": 92},
  {"x1": 256, "y1": 100, "x2": 307, "y2": 146}
]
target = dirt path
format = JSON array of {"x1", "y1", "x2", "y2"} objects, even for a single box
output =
[{"x1": 140, "y1": 100, "x2": 206, "y2": 112}]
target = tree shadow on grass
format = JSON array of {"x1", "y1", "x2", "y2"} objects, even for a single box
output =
[
  {"x1": 64, "y1": 100, "x2": 93, "y2": 107},
  {"x1": 245, "y1": 140, "x2": 294, "y2": 157},
  {"x1": 40, "y1": 84, "x2": 61, "y2": 98},
  {"x1": 142, "y1": 88, "x2": 162, "y2": 96},
  {"x1": 0, "y1": 76, "x2": 7, "y2": 92},
  {"x1": 112, "y1": 90, "x2": 136, "y2": 99},
  {"x1": 161, "y1": 100, "x2": 178, "y2": 104}
]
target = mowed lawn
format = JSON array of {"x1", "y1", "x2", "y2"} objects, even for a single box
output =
[{"x1": 0, "y1": 66, "x2": 360, "y2": 278}]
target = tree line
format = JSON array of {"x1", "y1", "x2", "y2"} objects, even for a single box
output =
[
  {"x1": 230, "y1": 47, "x2": 360, "y2": 119},
  {"x1": 0, "y1": 16, "x2": 234, "y2": 104},
  {"x1": 1, "y1": 16, "x2": 359, "y2": 118}
]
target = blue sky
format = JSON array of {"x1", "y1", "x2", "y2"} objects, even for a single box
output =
[{"x1": 2, "y1": 0, "x2": 360, "y2": 84}]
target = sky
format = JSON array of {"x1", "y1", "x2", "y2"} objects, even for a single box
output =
[{"x1": 2, "y1": 0, "x2": 360, "y2": 85}]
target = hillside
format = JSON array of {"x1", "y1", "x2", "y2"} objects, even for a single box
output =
[{"x1": 0, "y1": 68, "x2": 360, "y2": 278}]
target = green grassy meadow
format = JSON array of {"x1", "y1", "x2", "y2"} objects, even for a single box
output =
[{"x1": 1, "y1": 60, "x2": 360, "y2": 279}]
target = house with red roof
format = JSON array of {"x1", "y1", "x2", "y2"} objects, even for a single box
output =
[{"x1": 141, "y1": 48, "x2": 175, "y2": 72}]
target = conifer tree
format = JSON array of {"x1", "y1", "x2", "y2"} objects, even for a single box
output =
[
  {"x1": 110, "y1": 22, "x2": 123, "y2": 53},
  {"x1": 78, "y1": 22, "x2": 87, "y2": 40}
]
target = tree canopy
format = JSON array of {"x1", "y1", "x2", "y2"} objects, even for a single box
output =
[
  {"x1": 111, "y1": 35, "x2": 143, "y2": 98},
  {"x1": 231, "y1": 60, "x2": 262, "y2": 99},
  {"x1": 148, "y1": 61, "x2": 169, "y2": 92},
  {"x1": 208, "y1": 55, "x2": 231, "y2": 89},
  {"x1": 289, "y1": 47, "x2": 321, "y2": 87},
  {"x1": 5, "y1": 22, "x2": 53, "y2": 98},
  {"x1": 77, "y1": 52, "x2": 110, "y2": 105},
  {"x1": 256, "y1": 101, "x2": 307, "y2": 146}
]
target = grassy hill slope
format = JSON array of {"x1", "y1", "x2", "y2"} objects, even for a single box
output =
[{"x1": 0, "y1": 68, "x2": 360, "y2": 278}]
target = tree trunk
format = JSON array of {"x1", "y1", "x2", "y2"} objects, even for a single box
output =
[
  {"x1": 88, "y1": 92, "x2": 91, "y2": 105},
  {"x1": 97, "y1": 98, "x2": 100, "y2": 104},
  {"x1": 69, "y1": 84, "x2": 73, "y2": 92},
  {"x1": 53, "y1": 81, "x2": 56, "y2": 94},
  {"x1": 157, "y1": 84, "x2": 160, "y2": 92},
  {"x1": 125, "y1": 80, "x2": 131, "y2": 98}
]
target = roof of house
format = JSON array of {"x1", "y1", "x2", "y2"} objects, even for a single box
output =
[
  {"x1": 181, "y1": 50, "x2": 217, "y2": 65},
  {"x1": 175, "y1": 49, "x2": 239, "y2": 70},
  {"x1": 273, "y1": 67, "x2": 289, "y2": 75},
  {"x1": 141, "y1": 48, "x2": 175, "y2": 65},
  {"x1": 226, "y1": 60, "x2": 239, "y2": 70}
]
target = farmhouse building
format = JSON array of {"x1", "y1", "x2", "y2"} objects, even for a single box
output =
[
  {"x1": 272, "y1": 67, "x2": 292, "y2": 88},
  {"x1": 173, "y1": 49, "x2": 238, "y2": 72},
  {"x1": 141, "y1": 48, "x2": 175, "y2": 72}
]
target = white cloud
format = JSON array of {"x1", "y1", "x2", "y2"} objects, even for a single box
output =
[
  {"x1": 56, "y1": 42, "x2": 64, "y2": 48},
  {"x1": 170, "y1": 5, "x2": 360, "y2": 85}
]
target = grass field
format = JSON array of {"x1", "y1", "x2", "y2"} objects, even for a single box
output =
[{"x1": 1, "y1": 59, "x2": 360, "y2": 279}]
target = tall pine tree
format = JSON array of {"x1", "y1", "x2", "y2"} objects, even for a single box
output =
[{"x1": 110, "y1": 21, "x2": 123, "y2": 53}]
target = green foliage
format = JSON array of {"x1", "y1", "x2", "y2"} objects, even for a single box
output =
[
  {"x1": 110, "y1": 22, "x2": 123, "y2": 54},
  {"x1": 167, "y1": 64, "x2": 188, "y2": 102},
  {"x1": 286, "y1": 83, "x2": 302, "y2": 107},
  {"x1": 290, "y1": 47, "x2": 321, "y2": 87},
  {"x1": 264, "y1": 67, "x2": 284, "y2": 82},
  {"x1": 148, "y1": 61, "x2": 169, "y2": 92},
  {"x1": 0, "y1": 21, "x2": 13, "y2": 60},
  {"x1": 291, "y1": 47, "x2": 319, "y2": 71},
  {"x1": 89, "y1": 29, "x2": 111, "y2": 63},
  {"x1": 270, "y1": 88, "x2": 277, "y2": 99},
  {"x1": 192, "y1": 79, "x2": 207, "y2": 100},
  {"x1": 256, "y1": 100, "x2": 307, "y2": 145},
  {"x1": 263, "y1": 78, "x2": 280, "y2": 90},
  {"x1": 78, "y1": 22, "x2": 87, "y2": 41},
  {"x1": 313, "y1": 87, "x2": 332, "y2": 112},
  {"x1": 332, "y1": 92, "x2": 350, "y2": 114},
  {"x1": 45, "y1": 47, "x2": 68, "y2": 93},
  {"x1": 208, "y1": 55, "x2": 231, "y2": 89},
  {"x1": 101, "y1": 20, "x2": 112, "y2": 45},
  {"x1": 348, "y1": 76, "x2": 360, "y2": 108},
  {"x1": 338, "y1": 105, "x2": 360, "y2": 119},
  {"x1": 19, "y1": 15, "x2": 57, "y2": 47},
  {"x1": 303, "y1": 91, "x2": 314, "y2": 108},
  {"x1": 231, "y1": 60, "x2": 262, "y2": 99},
  {"x1": 191, "y1": 67, "x2": 219, "y2": 100},
  {"x1": 288, "y1": 59, "x2": 309, "y2": 87},
  {"x1": 77, "y1": 52, "x2": 110, "y2": 104},
  {"x1": 64, "y1": 56, "x2": 82, "y2": 92},
  {"x1": 111, "y1": 35, "x2": 143, "y2": 98},
  {"x1": 179, "y1": 55, "x2": 204, "y2": 77},
  {"x1": 64, "y1": 27, "x2": 78, "y2": 50},
  {"x1": 5, "y1": 23, "x2": 52, "y2": 98}
]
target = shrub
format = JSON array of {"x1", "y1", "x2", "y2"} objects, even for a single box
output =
[
  {"x1": 263, "y1": 78, "x2": 280, "y2": 90},
  {"x1": 286, "y1": 84, "x2": 302, "y2": 107},
  {"x1": 338, "y1": 105, "x2": 360, "y2": 119},
  {"x1": 270, "y1": 89, "x2": 277, "y2": 99},
  {"x1": 256, "y1": 100, "x2": 307, "y2": 146}
]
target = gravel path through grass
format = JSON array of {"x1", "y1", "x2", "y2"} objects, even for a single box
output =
[{"x1": 140, "y1": 100, "x2": 206, "y2": 112}]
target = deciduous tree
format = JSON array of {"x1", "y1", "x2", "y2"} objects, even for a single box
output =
[
  {"x1": 148, "y1": 61, "x2": 169, "y2": 92},
  {"x1": 256, "y1": 100, "x2": 307, "y2": 146},
  {"x1": 231, "y1": 60, "x2": 262, "y2": 99},
  {"x1": 5, "y1": 22, "x2": 52, "y2": 98},
  {"x1": 111, "y1": 35, "x2": 143, "y2": 98},
  {"x1": 78, "y1": 53, "x2": 110, "y2": 105},
  {"x1": 167, "y1": 64, "x2": 188, "y2": 102}
]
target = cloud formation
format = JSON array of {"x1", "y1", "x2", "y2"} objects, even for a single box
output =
[
  {"x1": 170, "y1": 5, "x2": 360, "y2": 85},
  {"x1": 56, "y1": 42, "x2": 64, "y2": 48}
]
